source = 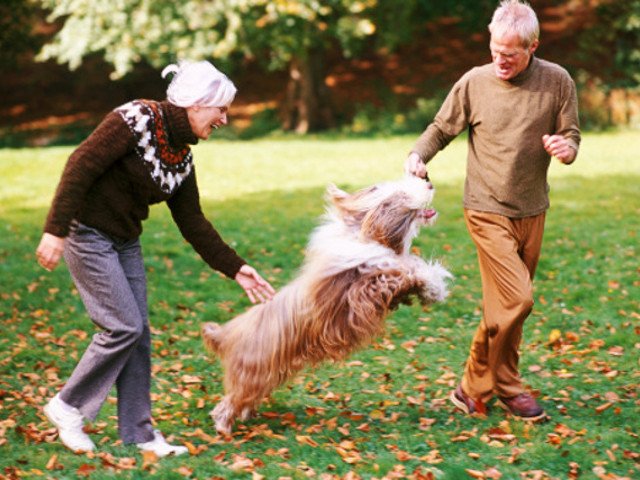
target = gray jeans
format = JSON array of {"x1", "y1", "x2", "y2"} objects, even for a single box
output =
[{"x1": 60, "y1": 222, "x2": 154, "y2": 444}]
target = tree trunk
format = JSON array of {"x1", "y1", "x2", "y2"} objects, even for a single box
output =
[{"x1": 284, "y1": 48, "x2": 334, "y2": 133}]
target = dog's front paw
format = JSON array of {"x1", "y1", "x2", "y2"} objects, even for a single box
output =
[{"x1": 417, "y1": 262, "x2": 453, "y2": 304}]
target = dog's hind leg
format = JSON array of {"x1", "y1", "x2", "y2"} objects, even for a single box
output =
[
  {"x1": 211, "y1": 390, "x2": 264, "y2": 434},
  {"x1": 239, "y1": 406, "x2": 257, "y2": 422},
  {"x1": 202, "y1": 322, "x2": 223, "y2": 353},
  {"x1": 229, "y1": 388, "x2": 265, "y2": 425}
]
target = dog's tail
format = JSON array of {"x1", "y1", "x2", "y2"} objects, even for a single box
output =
[{"x1": 201, "y1": 322, "x2": 223, "y2": 354}]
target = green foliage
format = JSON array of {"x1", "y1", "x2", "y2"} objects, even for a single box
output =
[
  {"x1": 33, "y1": 0, "x2": 640, "y2": 133},
  {"x1": 391, "y1": 0, "x2": 496, "y2": 34},
  {"x1": 34, "y1": 0, "x2": 499, "y2": 77},
  {"x1": 236, "y1": 1, "x2": 380, "y2": 68},
  {"x1": 35, "y1": 0, "x2": 385, "y2": 77},
  {"x1": 0, "y1": 0, "x2": 42, "y2": 69},
  {"x1": 0, "y1": 132, "x2": 639, "y2": 478},
  {"x1": 237, "y1": 108, "x2": 282, "y2": 139},
  {"x1": 37, "y1": 0, "x2": 234, "y2": 78},
  {"x1": 577, "y1": 0, "x2": 640, "y2": 88},
  {"x1": 345, "y1": 94, "x2": 447, "y2": 136}
]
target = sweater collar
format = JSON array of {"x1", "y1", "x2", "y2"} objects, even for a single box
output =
[
  {"x1": 507, "y1": 55, "x2": 538, "y2": 85},
  {"x1": 160, "y1": 101, "x2": 198, "y2": 147}
]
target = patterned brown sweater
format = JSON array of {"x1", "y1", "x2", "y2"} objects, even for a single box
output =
[
  {"x1": 44, "y1": 100, "x2": 246, "y2": 278},
  {"x1": 412, "y1": 57, "x2": 581, "y2": 218}
]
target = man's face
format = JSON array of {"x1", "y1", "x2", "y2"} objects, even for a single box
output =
[{"x1": 490, "y1": 33, "x2": 538, "y2": 81}]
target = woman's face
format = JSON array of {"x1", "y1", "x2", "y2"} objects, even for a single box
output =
[{"x1": 187, "y1": 105, "x2": 229, "y2": 140}]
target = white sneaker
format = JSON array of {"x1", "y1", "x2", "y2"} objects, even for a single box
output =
[
  {"x1": 136, "y1": 430, "x2": 188, "y2": 457},
  {"x1": 43, "y1": 394, "x2": 96, "y2": 453}
]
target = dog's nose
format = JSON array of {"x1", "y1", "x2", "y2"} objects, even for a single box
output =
[{"x1": 424, "y1": 174, "x2": 433, "y2": 189}]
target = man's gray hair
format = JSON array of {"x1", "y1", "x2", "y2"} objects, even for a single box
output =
[{"x1": 488, "y1": 0, "x2": 539, "y2": 47}]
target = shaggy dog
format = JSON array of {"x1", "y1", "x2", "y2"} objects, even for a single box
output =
[{"x1": 202, "y1": 176, "x2": 452, "y2": 434}]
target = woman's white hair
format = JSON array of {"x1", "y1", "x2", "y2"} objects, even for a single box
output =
[
  {"x1": 488, "y1": 0, "x2": 539, "y2": 47},
  {"x1": 161, "y1": 60, "x2": 237, "y2": 108}
]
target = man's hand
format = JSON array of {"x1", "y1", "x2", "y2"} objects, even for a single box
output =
[
  {"x1": 543, "y1": 134, "x2": 577, "y2": 164},
  {"x1": 404, "y1": 152, "x2": 428, "y2": 178}
]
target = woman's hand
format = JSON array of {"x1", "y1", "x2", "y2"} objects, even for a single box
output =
[
  {"x1": 234, "y1": 264, "x2": 276, "y2": 304},
  {"x1": 36, "y1": 233, "x2": 66, "y2": 271}
]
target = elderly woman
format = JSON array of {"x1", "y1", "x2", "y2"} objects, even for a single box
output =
[{"x1": 36, "y1": 61, "x2": 275, "y2": 456}]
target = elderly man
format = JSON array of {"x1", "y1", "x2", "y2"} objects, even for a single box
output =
[{"x1": 406, "y1": 0, "x2": 580, "y2": 421}]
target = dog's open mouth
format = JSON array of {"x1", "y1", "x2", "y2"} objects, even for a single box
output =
[
  {"x1": 417, "y1": 208, "x2": 438, "y2": 226},
  {"x1": 418, "y1": 208, "x2": 437, "y2": 222}
]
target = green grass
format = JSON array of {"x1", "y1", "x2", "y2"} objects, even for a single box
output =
[{"x1": 0, "y1": 131, "x2": 638, "y2": 479}]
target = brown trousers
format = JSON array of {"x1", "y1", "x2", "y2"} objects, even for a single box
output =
[{"x1": 461, "y1": 209, "x2": 546, "y2": 401}]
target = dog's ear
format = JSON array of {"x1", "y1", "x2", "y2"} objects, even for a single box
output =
[
  {"x1": 361, "y1": 193, "x2": 415, "y2": 254},
  {"x1": 327, "y1": 184, "x2": 368, "y2": 227},
  {"x1": 326, "y1": 184, "x2": 353, "y2": 218},
  {"x1": 326, "y1": 184, "x2": 349, "y2": 203}
]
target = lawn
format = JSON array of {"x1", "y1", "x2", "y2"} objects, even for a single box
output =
[{"x1": 0, "y1": 131, "x2": 638, "y2": 479}]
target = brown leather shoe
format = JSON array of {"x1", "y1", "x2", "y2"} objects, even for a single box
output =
[
  {"x1": 497, "y1": 393, "x2": 547, "y2": 421},
  {"x1": 450, "y1": 385, "x2": 487, "y2": 415}
]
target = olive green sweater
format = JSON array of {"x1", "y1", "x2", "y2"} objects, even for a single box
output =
[
  {"x1": 412, "y1": 57, "x2": 580, "y2": 218},
  {"x1": 44, "y1": 101, "x2": 245, "y2": 279}
]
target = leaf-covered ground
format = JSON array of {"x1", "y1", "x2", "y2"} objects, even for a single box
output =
[{"x1": 0, "y1": 132, "x2": 638, "y2": 479}]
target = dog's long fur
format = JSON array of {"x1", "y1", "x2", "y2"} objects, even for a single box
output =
[{"x1": 202, "y1": 176, "x2": 452, "y2": 434}]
